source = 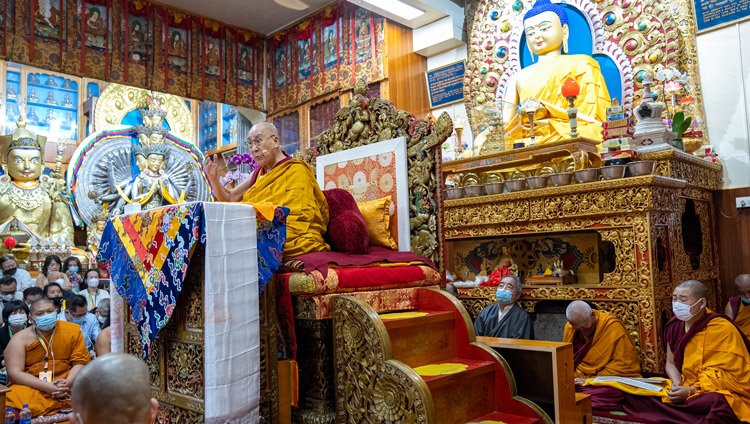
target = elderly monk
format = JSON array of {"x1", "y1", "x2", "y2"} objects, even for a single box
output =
[
  {"x1": 564, "y1": 300, "x2": 641, "y2": 381},
  {"x1": 5, "y1": 298, "x2": 90, "y2": 417},
  {"x1": 205, "y1": 122, "x2": 329, "y2": 258},
  {"x1": 474, "y1": 275, "x2": 533, "y2": 339},
  {"x1": 619, "y1": 280, "x2": 750, "y2": 423},
  {"x1": 69, "y1": 353, "x2": 158, "y2": 424},
  {"x1": 725, "y1": 274, "x2": 750, "y2": 339}
]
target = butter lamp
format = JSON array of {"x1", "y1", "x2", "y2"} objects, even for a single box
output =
[{"x1": 562, "y1": 78, "x2": 581, "y2": 138}]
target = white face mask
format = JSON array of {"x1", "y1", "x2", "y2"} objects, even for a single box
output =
[
  {"x1": 8, "y1": 314, "x2": 27, "y2": 327},
  {"x1": 0, "y1": 293, "x2": 14, "y2": 302},
  {"x1": 672, "y1": 298, "x2": 703, "y2": 321},
  {"x1": 97, "y1": 315, "x2": 108, "y2": 324},
  {"x1": 87, "y1": 278, "x2": 100, "y2": 288},
  {"x1": 55, "y1": 278, "x2": 64, "y2": 285}
]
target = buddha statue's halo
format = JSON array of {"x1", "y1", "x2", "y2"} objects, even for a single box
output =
[
  {"x1": 0, "y1": 116, "x2": 47, "y2": 165},
  {"x1": 523, "y1": 0, "x2": 569, "y2": 26}
]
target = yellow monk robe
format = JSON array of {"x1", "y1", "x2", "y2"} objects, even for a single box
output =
[
  {"x1": 7, "y1": 321, "x2": 90, "y2": 417},
  {"x1": 508, "y1": 54, "x2": 611, "y2": 145},
  {"x1": 563, "y1": 309, "x2": 641, "y2": 378},
  {"x1": 679, "y1": 317, "x2": 750, "y2": 421},
  {"x1": 735, "y1": 302, "x2": 750, "y2": 339},
  {"x1": 242, "y1": 158, "x2": 329, "y2": 258}
]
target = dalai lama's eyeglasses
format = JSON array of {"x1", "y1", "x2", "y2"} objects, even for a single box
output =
[{"x1": 245, "y1": 134, "x2": 276, "y2": 148}]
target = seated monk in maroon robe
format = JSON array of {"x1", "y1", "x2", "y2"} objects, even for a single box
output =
[
  {"x1": 563, "y1": 301, "x2": 641, "y2": 409},
  {"x1": 725, "y1": 274, "x2": 750, "y2": 340},
  {"x1": 620, "y1": 280, "x2": 750, "y2": 423}
]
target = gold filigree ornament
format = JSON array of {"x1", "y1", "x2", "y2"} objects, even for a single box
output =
[
  {"x1": 8, "y1": 181, "x2": 45, "y2": 212},
  {"x1": 94, "y1": 84, "x2": 194, "y2": 141}
]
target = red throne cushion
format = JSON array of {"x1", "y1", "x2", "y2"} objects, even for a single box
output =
[{"x1": 323, "y1": 188, "x2": 369, "y2": 254}]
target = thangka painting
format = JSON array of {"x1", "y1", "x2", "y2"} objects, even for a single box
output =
[
  {"x1": 34, "y1": 0, "x2": 62, "y2": 40},
  {"x1": 127, "y1": 15, "x2": 148, "y2": 64},
  {"x1": 323, "y1": 21, "x2": 340, "y2": 70},
  {"x1": 204, "y1": 35, "x2": 221, "y2": 77},
  {"x1": 84, "y1": 3, "x2": 107, "y2": 50},
  {"x1": 353, "y1": 12, "x2": 371, "y2": 65},
  {"x1": 167, "y1": 27, "x2": 188, "y2": 71},
  {"x1": 315, "y1": 137, "x2": 411, "y2": 251},
  {"x1": 298, "y1": 38, "x2": 311, "y2": 80},
  {"x1": 238, "y1": 43, "x2": 253, "y2": 84},
  {"x1": 274, "y1": 43, "x2": 287, "y2": 90}
]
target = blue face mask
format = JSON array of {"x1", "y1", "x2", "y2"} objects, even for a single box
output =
[
  {"x1": 34, "y1": 312, "x2": 57, "y2": 331},
  {"x1": 496, "y1": 288, "x2": 513, "y2": 304},
  {"x1": 742, "y1": 297, "x2": 750, "y2": 304},
  {"x1": 70, "y1": 314, "x2": 86, "y2": 325},
  {"x1": 69, "y1": 266, "x2": 79, "y2": 274}
]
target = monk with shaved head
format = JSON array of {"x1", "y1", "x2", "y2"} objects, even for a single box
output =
[
  {"x1": 725, "y1": 274, "x2": 750, "y2": 339},
  {"x1": 204, "y1": 121, "x2": 329, "y2": 258},
  {"x1": 5, "y1": 298, "x2": 90, "y2": 417},
  {"x1": 614, "y1": 280, "x2": 750, "y2": 422},
  {"x1": 69, "y1": 353, "x2": 158, "y2": 424}
]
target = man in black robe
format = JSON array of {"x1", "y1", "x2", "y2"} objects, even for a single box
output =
[{"x1": 474, "y1": 275, "x2": 533, "y2": 339}]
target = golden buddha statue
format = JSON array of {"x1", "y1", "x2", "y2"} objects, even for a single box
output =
[
  {"x1": 0, "y1": 117, "x2": 74, "y2": 240},
  {"x1": 501, "y1": 0, "x2": 611, "y2": 145},
  {"x1": 86, "y1": 207, "x2": 108, "y2": 256}
]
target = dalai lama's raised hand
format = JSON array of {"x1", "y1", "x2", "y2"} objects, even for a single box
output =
[
  {"x1": 204, "y1": 154, "x2": 220, "y2": 181},
  {"x1": 667, "y1": 384, "x2": 691, "y2": 403}
]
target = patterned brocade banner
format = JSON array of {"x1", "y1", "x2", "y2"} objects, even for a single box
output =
[
  {"x1": 0, "y1": 0, "x2": 265, "y2": 111},
  {"x1": 97, "y1": 202, "x2": 288, "y2": 358}
]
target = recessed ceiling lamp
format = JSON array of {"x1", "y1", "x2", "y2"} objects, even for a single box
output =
[
  {"x1": 357, "y1": 0, "x2": 425, "y2": 20},
  {"x1": 274, "y1": 0, "x2": 310, "y2": 11}
]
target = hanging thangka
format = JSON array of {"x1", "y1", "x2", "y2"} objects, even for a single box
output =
[
  {"x1": 271, "y1": 35, "x2": 290, "y2": 112},
  {"x1": 79, "y1": 0, "x2": 111, "y2": 80},
  {"x1": 296, "y1": 21, "x2": 312, "y2": 104},
  {"x1": 232, "y1": 29, "x2": 262, "y2": 110},
  {"x1": 199, "y1": 18, "x2": 224, "y2": 102},
  {"x1": 163, "y1": 9, "x2": 191, "y2": 98},
  {"x1": 120, "y1": 0, "x2": 153, "y2": 88}
]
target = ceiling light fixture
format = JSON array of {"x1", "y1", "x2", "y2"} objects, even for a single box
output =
[
  {"x1": 273, "y1": 0, "x2": 310, "y2": 11},
  {"x1": 358, "y1": 0, "x2": 425, "y2": 20}
]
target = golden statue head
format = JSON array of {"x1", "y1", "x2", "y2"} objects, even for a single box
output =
[
  {"x1": 0, "y1": 116, "x2": 47, "y2": 183},
  {"x1": 523, "y1": 0, "x2": 569, "y2": 57},
  {"x1": 140, "y1": 142, "x2": 168, "y2": 174},
  {"x1": 92, "y1": 207, "x2": 109, "y2": 232}
]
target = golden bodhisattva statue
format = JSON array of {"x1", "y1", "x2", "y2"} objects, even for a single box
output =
[
  {"x1": 113, "y1": 142, "x2": 186, "y2": 211},
  {"x1": 0, "y1": 117, "x2": 74, "y2": 240}
]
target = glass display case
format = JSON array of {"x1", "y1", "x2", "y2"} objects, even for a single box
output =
[
  {"x1": 273, "y1": 112, "x2": 301, "y2": 154},
  {"x1": 221, "y1": 104, "x2": 237, "y2": 147},
  {"x1": 4, "y1": 69, "x2": 20, "y2": 134},
  {"x1": 25, "y1": 72, "x2": 79, "y2": 141},
  {"x1": 199, "y1": 100, "x2": 219, "y2": 153}
]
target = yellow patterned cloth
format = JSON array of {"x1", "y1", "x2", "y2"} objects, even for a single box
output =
[
  {"x1": 242, "y1": 159, "x2": 329, "y2": 258},
  {"x1": 414, "y1": 363, "x2": 468, "y2": 376}
]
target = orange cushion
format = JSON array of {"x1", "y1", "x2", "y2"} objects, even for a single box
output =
[{"x1": 357, "y1": 196, "x2": 398, "y2": 250}]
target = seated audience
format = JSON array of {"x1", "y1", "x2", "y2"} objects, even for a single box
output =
[
  {"x1": 69, "y1": 353, "x2": 158, "y2": 424},
  {"x1": 0, "y1": 300, "x2": 29, "y2": 384},
  {"x1": 5, "y1": 298, "x2": 90, "y2": 417},
  {"x1": 474, "y1": 275, "x2": 533, "y2": 339},
  {"x1": 59, "y1": 295, "x2": 100, "y2": 353},
  {"x1": 0, "y1": 255, "x2": 34, "y2": 291},
  {"x1": 81, "y1": 269, "x2": 109, "y2": 312},
  {"x1": 95, "y1": 298, "x2": 110, "y2": 329},
  {"x1": 564, "y1": 300, "x2": 641, "y2": 381},
  {"x1": 63, "y1": 256, "x2": 84, "y2": 293},
  {"x1": 725, "y1": 273, "x2": 750, "y2": 338},
  {"x1": 22, "y1": 287, "x2": 43, "y2": 307},
  {"x1": 43, "y1": 282, "x2": 67, "y2": 313},
  {"x1": 36, "y1": 255, "x2": 70, "y2": 290},
  {"x1": 618, "y1": 280, "x2": 750, "y2": 422},
  {"x1": 204, "y1": 122, "x2": 329, "y2": 258},
  {"x1": 0, "y1": 276, "x2": 22, "y2": 309}
]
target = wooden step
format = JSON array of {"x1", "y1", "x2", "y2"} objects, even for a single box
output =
[
  {"x1": 414, "y1": 358, "x2": 496, "y2": 424},
  {"x1": 380, "y1": 310, "x2": 456, "y2": 368},
  {"x1": 467, "y1": 411, "x2": 542, "y2": 424}
]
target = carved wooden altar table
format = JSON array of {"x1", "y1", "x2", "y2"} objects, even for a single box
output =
[{"x1": 444, "y1": 147, "x2": 721, "y2": 373}]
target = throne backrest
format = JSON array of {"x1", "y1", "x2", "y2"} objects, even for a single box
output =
[{"x1": 315, "y1": 137, "x2": 411, "y2": 252}]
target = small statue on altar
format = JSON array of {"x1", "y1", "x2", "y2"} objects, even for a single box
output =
[
  {"x1": 481, "y1": 246, "x2": 519, "y2": 286},
  {"x1": 500, "y1": 0, "x2": 611, "y2": 145},
  {"x1": 87, "y1": 208, "x2": 108, "y2": 256},
  {"x1": 45, "y1": 92, "x2": 58, "y2": 106},
  {"x1": 6, "y1": 85, "x2": 16, "y2": 100},
  {"x1": 0, "y1": 116, "x2": 74, "y2": 241},
  {"x1": 28, "y1": 89, "x2": 39, "y2": 103}
]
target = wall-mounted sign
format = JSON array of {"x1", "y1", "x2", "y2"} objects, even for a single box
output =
[
  {"x1": 694, "y1": 0, "x2": 750, "y2": 33},
  {"x1": 425, "y1": 60, "x2": 465, "y2": 108}
]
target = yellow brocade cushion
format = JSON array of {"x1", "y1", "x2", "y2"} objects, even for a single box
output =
[{"x1": 357, "y1": 197, "x2": 398, "y2": 250}]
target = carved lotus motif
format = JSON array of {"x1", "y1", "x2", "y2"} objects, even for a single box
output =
[
  {"x1": 342, "y1": 321, "x2": 366, "y2": 349},
  {"x1": 372, "y1": 376, "x2": 406, "y2": 421}
]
